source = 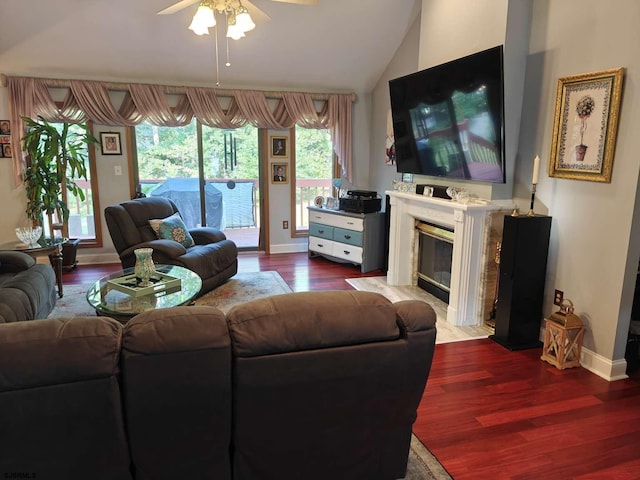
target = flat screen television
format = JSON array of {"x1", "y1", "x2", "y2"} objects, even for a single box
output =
[{"x1": 389, "y1": 45, "x2": 506, "y2": 183}]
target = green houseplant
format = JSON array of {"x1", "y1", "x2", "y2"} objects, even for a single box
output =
[{"x1": 21, "y1": 117, "x2": 98, "y2": 238}]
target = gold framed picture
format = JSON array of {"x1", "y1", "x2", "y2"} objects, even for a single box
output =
[
  {"x1": 270, "y1": 136, "x2": 287, "y2": 158},
  {"x1": 548, "y1": 68, "x2": 624, "y2": 183},
  {"x1": 271, "y1": 163, "x2": 288, "y2": 184}
]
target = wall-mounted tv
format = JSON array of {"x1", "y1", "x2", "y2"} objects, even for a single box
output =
[{"x1": 389, "y1": 45, "x2": 506, "y2": 183}]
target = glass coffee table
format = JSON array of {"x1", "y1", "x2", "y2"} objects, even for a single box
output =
[{"x1": 86, "y1": 264, "x2": 202, "y2": 323}]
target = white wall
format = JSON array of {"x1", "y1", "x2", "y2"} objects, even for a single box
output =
[
  {"x1": 369, "y1": 18, "x2": 421, "y2": 202},
  {"x1": 368, "y1": 0, "x2": 640, "y2": 379},
  {"x1": 518, "y1": 0, "x2": 640, "y2": 378}
]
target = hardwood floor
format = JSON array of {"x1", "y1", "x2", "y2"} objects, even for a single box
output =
[
  {"x1": 63, "y1": 252, "x2": 640, "y2": 479},
  {"x1": 62, "y1": 251, "x2": 383, "y2": 288},
  {"x1": 415, "y1": 340, "x2": 640, "y2": 480}
]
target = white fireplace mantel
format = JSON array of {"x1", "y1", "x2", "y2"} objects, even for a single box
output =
[{"x1": 386, "y1": 191, "x2": 506, "y2": 326}]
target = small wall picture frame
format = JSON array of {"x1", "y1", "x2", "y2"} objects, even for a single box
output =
[
  {"x1": 100, "y1": 132, "x2": 122, "y2": 155},
  {"x1": 271, "y1": 136, "x2": 287, "y2": 158},
  {"x1": 0, "y1": 120, "x2": 11, "y2": 135},
  {"x1": 1, "y1": 143, "x2": 12, "y2": 158},
  {"x1": 271, "y1": 163, "x2": 288, "y2": 184}
]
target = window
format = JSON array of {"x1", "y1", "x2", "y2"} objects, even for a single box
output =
[
  {"x1": 291, "y1": 126, "x2": 336, "y2": 235},
  {"x1": 47, "y1": 122, "x2": 100, "y2": 246}
]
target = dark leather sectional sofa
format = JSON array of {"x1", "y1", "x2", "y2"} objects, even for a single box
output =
[
  {"x1": 0, "y1": 250, "x2": 57, "y2": 323},
  {"x1": 0, "y1": 290, "x2": 437, "y2": 480}
]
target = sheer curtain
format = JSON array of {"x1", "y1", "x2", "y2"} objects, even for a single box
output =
[{"x1": 7, "y1": 76, "x2": 354, "y2": 185}]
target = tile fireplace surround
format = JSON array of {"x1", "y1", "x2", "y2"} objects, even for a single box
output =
[{"x1": 386, "y1": 190, "x2": 509, "y2": 327}]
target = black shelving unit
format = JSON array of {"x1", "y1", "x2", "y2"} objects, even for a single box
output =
[{"x1": 490, "y1": 214, "x2": 552, "y2": 350}]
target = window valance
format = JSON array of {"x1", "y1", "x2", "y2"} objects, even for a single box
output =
[{"x1": 6, "y1": 76, "x2": 354, "y2": 185}]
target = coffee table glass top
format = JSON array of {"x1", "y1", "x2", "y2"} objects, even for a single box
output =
[{"x1": 86, "y1": 264, "x2": 202, "y2": 318}]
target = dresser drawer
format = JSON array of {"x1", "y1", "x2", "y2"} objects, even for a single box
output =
[
  {"x1": 308, "y1": 236, "x2": 334, "y2": 256},
  {"x1": 308, "y1": 211, "x2": 364, "y2": 231},
  {"x1": 309, "y1": 223, "x2": 334, "y2": 240},
  {"x1": 332, "y1": 243, "x2": 363, "y2": 264},
  {"x1": 333, "y1": 227, "x2": 363, "y2": 247}
]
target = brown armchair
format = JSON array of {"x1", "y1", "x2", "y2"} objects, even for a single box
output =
[{"x1": 105, "y1": 196, "x2": 238, "y2": 296}]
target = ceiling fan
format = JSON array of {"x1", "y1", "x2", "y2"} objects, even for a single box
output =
[{"x1": 157, "y1": 0, "x2": 318, "y2": 24}]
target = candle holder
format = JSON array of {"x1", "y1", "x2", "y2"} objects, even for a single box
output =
[{"x1": 527, "y1": 183, "x2": 537, "y2": 216}]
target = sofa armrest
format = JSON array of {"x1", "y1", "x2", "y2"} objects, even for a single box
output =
[
  {"x1": 0, "y1": 250, "x2": 36, "y2": 274},
  {"x1": 190, "y1": 227, "x2": 227, "y2": 244},
  {"x1": 120, "y1": 239, "x2": 187, "y2": 261},
  {"x1": 393, "y1": 300, "x2": 437, "y2": 410},
  {"x1": 393, "y1": 300, "x2": 437, "y2": 334}
]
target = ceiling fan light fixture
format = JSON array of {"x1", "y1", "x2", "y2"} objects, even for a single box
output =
[
  {"x1": 226, "y1": 21, "x2": 246, "y2": 40},
  {"x1": 188, "y1": 21, "x2": 210, "y2": 35},
  {"x1": 189, "y1": 4, "x2": 216, "y2": 35},
  {"x1": 235, "y1": 6, "x2": 255, "y2": 32}
]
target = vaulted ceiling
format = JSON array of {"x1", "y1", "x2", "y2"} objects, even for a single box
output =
[{"x1": 0, "y1": 0, "x2": 419, "y2": 93}]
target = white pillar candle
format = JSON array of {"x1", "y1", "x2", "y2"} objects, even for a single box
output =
[{"x1": 532, "y1": 155, "x2": 540, "y2": 185}]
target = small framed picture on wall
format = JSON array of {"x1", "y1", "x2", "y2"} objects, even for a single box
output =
[
  {"x1": 100, "y1": 132, "x2": 122, "y2": 155},
  {"x1": 272, "y1": 163, "x2": 288, "y2": 184},
  {"x1": 2, "y1": 143, "x2": 12, "y2": 158},
  {"x1": 271, "y1": 136, "x2": 287, "y2": 158},
  {"x1": 0, "y1": 120, "x2": 11, "y2": 135}
]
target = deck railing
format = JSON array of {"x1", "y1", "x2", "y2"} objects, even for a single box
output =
[{"x1": 138, "y1": 177, "x2": 333, "y2": 232}]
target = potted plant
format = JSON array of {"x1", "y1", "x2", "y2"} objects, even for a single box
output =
[{"x1": 21, "y1": 117, "x2": 98, "y2": 265}]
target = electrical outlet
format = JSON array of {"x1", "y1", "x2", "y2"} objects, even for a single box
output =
[
  {"x1": 282, "y1": 221, "x2": 289, "y2": 229},
  {"x1": 554, "y1": 289, "x2": 564, "y2": 306}
]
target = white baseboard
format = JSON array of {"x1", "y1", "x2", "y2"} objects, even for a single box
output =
[
  {"x1": 76, "y1": 252, "x2": 120, "y2": 265},
  {"x1": 268, "y1": 243, "x2": 309, "y2": 254},
  {"x1": 580, "y1": 347, "x2": 629, "y2": 381}
]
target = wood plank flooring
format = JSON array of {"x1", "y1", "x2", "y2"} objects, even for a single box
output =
[
  {"x1": 415, "y1": 339, "x2": 640, "y2": 480},
  {"x1": 63, "y1": 252, "x2": 640, "y2": 479}
]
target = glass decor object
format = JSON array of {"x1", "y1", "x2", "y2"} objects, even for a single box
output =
[
  {"x1": 133, "y1": 248, "x2": 156, "y2": 287},
  {"x1": 15, "y1": 226, "x2": 43, "y2": 247}
]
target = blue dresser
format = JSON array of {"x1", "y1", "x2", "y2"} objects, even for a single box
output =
[{"x1": 307, "y1": 206, "x2": 385, "y2": 273}]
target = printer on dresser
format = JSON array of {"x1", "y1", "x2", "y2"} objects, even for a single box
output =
[{"x1": 307, "y1": 205, "x2": 385, "y2": 273}]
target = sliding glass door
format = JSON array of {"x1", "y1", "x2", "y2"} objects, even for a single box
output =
[{"x1": 134, "y1": 121, "x2": 261, "y2": 249}]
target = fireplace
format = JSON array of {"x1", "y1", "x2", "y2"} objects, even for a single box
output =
[
  {"x1": 416, "y1": 221, "x2": 453, "y2": 303},
  {"x1": 386, "y1": 190, "x2": 507, "y2": 326}
]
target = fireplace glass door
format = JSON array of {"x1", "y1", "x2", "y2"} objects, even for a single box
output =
[{"x1": 416, "y1": 221, "x2": 454, "y2": 303}]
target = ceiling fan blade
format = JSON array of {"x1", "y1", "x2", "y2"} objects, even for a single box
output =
[
  {"x1": 157, "y1": 0, "x2": 200, "y2": 15},
  {"x1": 270, "y1": 0, "x2": 318, "y2": 5},
  {"x1": 243, "y1": 0, "x2": 272, "y2": 23}
]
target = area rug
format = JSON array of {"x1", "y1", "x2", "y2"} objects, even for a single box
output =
[
  {"x1": 193, "y1": 270, "x2": 291, "y2": 313},
  {"x1": 346, "y1": 275, "x2": 493, "y2": 344},
  {"x1": 406, "y1": 434, "x2": 453, "y2": 479},
  {"x1": 48, "y1": 271, "x2": 293, "y2": 318}
]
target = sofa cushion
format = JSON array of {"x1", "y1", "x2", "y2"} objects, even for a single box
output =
[
  {"x1": 0, "y1": 316, "x2": 123, "y2": 391},
  {"x1": 0, "y1": 316, "x2": 132, "y2": 479},
  {"x1": 121, "y1": 306, "x2": 232, "y2": 480},
  {"x1": 149, "y1": 212, "x2": 195, "y2": 248},
  {"x1": 226, "y1": 290, "x2": 400, "y2": 357}
]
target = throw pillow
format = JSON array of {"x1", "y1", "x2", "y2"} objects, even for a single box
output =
[{"x1": 149, "y1": 212, "x2": 195, "y2": 248}]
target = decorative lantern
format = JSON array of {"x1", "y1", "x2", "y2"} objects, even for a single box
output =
[{"x1": 541, "y1": 299, "x2": 584, "y2": 370}]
